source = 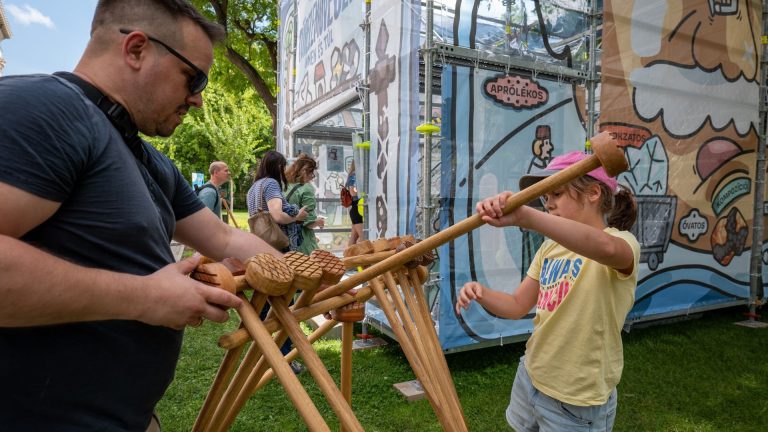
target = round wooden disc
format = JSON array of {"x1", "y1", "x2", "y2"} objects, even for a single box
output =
[
  {"x1": 245, "y1": 254, "x2": 294, "y2": 296},
  {"x1": 191, "y1": 262, "x2": 237, "y2": 294},
  {"x1": 283, "y1": 251, "x2": 322, "y2": 292},
  {"x1": 591, "y1": 131, "x2": 628, "y2": 177},
  {"x1": 309, "y1": 249, "x2": 346, "y2": 286},
  {"x1": 343, "y1": 240, "x2": 374, "y2": 257},
  {"x1": 331, "y1": 299, "x2": 366, "y2": 322},
  {"x1": 395, "y1": 239, "x2": 436, "y2": 269}
]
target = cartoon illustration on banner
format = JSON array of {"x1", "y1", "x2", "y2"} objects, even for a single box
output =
[
  {"x1": 600, "y1": 0, "x2": 761, "y2": 269},
  {"x1": 277, "y1": 1, "x2": 763, "y2": 352},
  {"x1": 371, "y1": 20, "x2": 397, "y2": 238},
  {"x1": 439, "y1": 64, "x2": 587, "y2": 346},
  {"x1": 294, "y1": 0, "x2": 364, "y2": 120}
]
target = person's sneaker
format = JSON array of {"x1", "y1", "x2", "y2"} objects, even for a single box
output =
[{"x1": 290, "y1": 360, "x2": 305, "y2": 375}]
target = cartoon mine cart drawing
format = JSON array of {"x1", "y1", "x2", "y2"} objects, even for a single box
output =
[{"x1": 630, "y1": 195, "x2": 677, "y2": 271}]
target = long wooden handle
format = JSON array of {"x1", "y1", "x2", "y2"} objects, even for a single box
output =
[
  {"x1": 271, "y1": 296, "x2": 365, "y2": 432},
  {"x1": 215, "y1": 135, "x2": 627, "y2": 349},
  {"x1": 314, "y1": 135, "x2": 627, "y2": 302},
  {"x1": 232, "y1": 294, "x2": 331, "y2": 432},
  {"x1": 221, "y1": 198, "x2": 239, "y2": 229},
  {"x1": 216, "y1": 138, "x2": 627, "y2": 349}
]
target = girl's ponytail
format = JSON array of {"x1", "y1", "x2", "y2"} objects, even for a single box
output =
[{"x1": 607, "y1": 185, "x2": 637, "y2": 231}]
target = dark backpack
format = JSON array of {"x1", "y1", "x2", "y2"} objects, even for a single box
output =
[{"x1": 194, "y1": 183, "x2": 216, "y2": 196}]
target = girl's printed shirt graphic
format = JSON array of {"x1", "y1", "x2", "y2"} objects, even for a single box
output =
[{"x1": 537, "y1": 257, "x2": 583, "y2": 311}]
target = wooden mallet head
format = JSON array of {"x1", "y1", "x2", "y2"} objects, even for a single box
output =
[{"x1": 245, "y1": 254, "x2": 295, "y2": 296}]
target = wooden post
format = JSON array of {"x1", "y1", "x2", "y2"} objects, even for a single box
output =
[
  {"x1": 192, "y1": 327, "x2": 245, "y2": 432},
  {"x1": 367, "y1": 276, "x2": 458, "y2": 430},
  {"x1": 340, "y1": 321, "x2": 354, "y2": 432},
  {"x1": 379, "y1": 272, "x2": 464, "y2": 432},
  {"x1": 221, "y1": 198, "x2": 239, "y2": 229},
  {"x1": 231, "y1": 295, "x2": 331, "y2": 432},
  {"x1": 252, "y1": 318, "x2": 339, "y2": 392},
  {"x1": 271, "y1": 296, "x2": 365, "y2": 432}
]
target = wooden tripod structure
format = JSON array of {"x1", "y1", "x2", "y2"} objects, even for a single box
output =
[{"x1": 190, "y1": 133, "x2": 628, "y2": 431}]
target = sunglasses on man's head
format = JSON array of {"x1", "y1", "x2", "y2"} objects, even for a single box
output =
[{"x1": 119, "y1": 29, "x2": 208, "y2": 94}]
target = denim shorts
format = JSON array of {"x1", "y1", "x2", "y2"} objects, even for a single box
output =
[{"x1": 506, "y1": 357, "x2": 617, "y2": 432}]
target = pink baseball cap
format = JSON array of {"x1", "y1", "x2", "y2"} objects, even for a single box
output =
[{"x1": 519, "y1": 151, "x2": 619, "y2": 192}]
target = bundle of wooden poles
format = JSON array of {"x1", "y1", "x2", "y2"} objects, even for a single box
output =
[{"x1": 189, "y1": 133, "x2": 628, "y2": 431}]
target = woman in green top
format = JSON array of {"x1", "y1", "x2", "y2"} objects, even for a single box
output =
[{"x1": 284, "y1": 154, "x2": 325, "y2": 254}]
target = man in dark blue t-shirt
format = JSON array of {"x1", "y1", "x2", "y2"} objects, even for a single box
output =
[{"x1": 0, "y1": 1, "x2": 280, "y2": 431}]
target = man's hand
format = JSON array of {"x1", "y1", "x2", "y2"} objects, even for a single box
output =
[
  {"x1": 312, "y1": 218, "x2": 325, "y2": 229},
  {"x1": 138, "y1": 256, "x2": 242, "y2": 330}
]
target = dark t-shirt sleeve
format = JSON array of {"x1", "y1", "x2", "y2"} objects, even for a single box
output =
[
  {"x1": 0, "y1": 74, "x2": 193, "y2": 431},
  {"x1": 143, "y1": 143, "x2": 205, "y2": 221},
  {"x1": 0, "y1": 75, "x2": 96, "y2": 202}
]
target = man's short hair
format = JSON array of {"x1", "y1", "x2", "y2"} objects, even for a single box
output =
[
  {"x1": 209, "y1": 161, "x2": 227, "y2": 175},
  {"x1": 92, "y1": 0, "x2": 226, "y2": 46}
]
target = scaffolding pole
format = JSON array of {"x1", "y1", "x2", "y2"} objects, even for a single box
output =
[
  {"x1": 420, "y1": 0, "x2": 435, "y2": 240},
  {"x1": 362, "y1": 0, "x2": 372, "y2": 241},
  {"x1": 586, "y1": 0, "x2": 599, "y2": 138},
  {"x1": 742, "y1": 3, "x2": 768, "y2": 326}
]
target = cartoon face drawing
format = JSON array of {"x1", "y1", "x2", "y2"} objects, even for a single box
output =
[
  {"x1": 600, "y1": 0, "x2": 761, "y2": 261},
  {"x1": 531, "y1": 125, "x2": 554, "y2": 168}
]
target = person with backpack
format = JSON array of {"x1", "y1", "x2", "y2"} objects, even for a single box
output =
[{"x1": 196, "y1": 161, "x2": 230, "y2": 218}]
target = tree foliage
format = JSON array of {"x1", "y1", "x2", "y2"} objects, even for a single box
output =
[
  {"x1": 191, "y1": 0, "x2": 279, "y2": 133},
  {"x1": 202, "y1": 85, "x2": 274, "y2": 176},
  {"x1": 146, "y1": 83, "x2": 273, "y2": 190}
]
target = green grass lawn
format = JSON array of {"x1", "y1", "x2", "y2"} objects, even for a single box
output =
[
  {"x1": 156, "y1": 306, "x2": 768, "y2": 431},
  {"x1": 223, "y1": 210, "x2": 250, "y2": 232}
]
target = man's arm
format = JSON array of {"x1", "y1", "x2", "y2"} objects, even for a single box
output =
[
  {"x1": 174, "y1": 208, "x2": 283, "y2": 260},
  {"x1": 0, "y1": 182, "x2": 240, "y2": 329}
]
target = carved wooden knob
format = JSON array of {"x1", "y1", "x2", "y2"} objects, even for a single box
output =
[{"x1": 245, "y1": 254, "x2": 294, "y2": 296}]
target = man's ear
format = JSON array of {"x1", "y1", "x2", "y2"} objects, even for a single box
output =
[{"x1": 122, "y1": 33, "x2": 149, "y2": 71}]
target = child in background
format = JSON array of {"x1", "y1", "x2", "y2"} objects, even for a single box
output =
[{"x1": 455, "y1": 147, "x2": 640, "y2": 432}]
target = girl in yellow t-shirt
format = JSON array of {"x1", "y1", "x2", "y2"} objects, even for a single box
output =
[{"x1": 455, "y1": 147, "x2": 640, "y2": 432}]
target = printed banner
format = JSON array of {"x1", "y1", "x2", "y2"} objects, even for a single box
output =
[
  {"x1": 279, "y1": 1, "x2": 764, "y2": 353},
  {"x1": 292, "y1": 0, "x2": 365, "y2": 127},
  {"x1": 438, "y1": 65, "x2": 587, "y2": 350},
  {"x1": 277, "y1": 0, "x2": 295, "y2": 150},
  {"x1": 367, "y1": 0, "x2": 421, "y2": 239},
  {"x1": 599, "y1": 0, "x2": 760, "y2": 319}
]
